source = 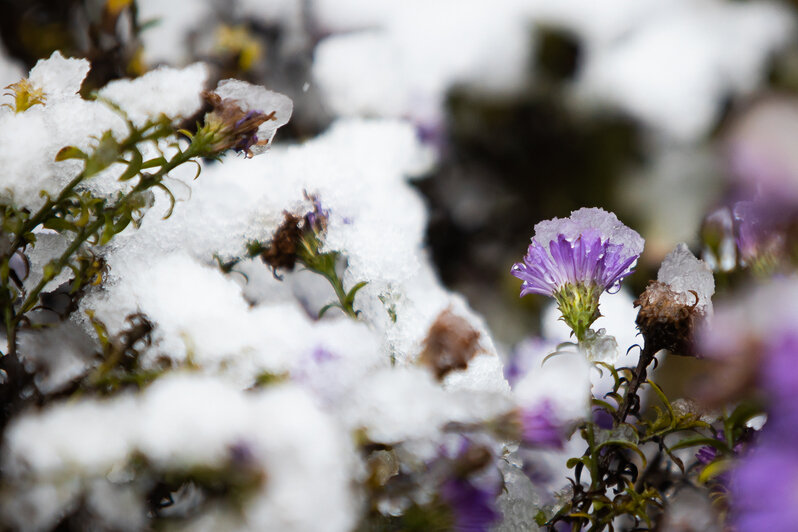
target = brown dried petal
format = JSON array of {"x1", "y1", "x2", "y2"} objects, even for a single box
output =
[
  {"x1": 419, "y1": 309, "x2": 481, "y2": 380},
  {"x1": 260, "y1": 213, "x2": 302, "y2": 271}
]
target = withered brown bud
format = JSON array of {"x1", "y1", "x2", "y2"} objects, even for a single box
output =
[
  {"x1": 453, "y1": 444, "x2": 493, "y2": 476},
  {"x1": 260, "y1": 213, "x2": 302, "y2": 271},
  {"x1": 201, "y1": 91, "x2": 276, "y2": 158},
  {"x1": 419, "y1": 309, "x2": 481, "y2": 380},
  {"x1": 634, "y1": 281, "x2": 703, "y2": 357}
]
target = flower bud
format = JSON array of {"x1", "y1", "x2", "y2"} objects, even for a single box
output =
[{"x1": 634, "y1": 281, "x2": 701, "y2": 356}]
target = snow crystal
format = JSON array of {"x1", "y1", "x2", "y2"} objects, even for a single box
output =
[
  {"x1": 98, "y1": 63, "x2": 209, "y2": 126},
  {"x1": 658, "y1": 243, "x2": 715, "y2": 313},
  {"x1": 533, "y1": 207, "x2": 645, "y2": 261},
  {"x1": 28, "y1": 51, "x2": 89, "y2": 102}
]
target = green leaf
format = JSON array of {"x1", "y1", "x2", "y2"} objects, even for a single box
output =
[
  {"x1": 100, "y1": 219, "x2": 116, "y2": 245},
  {"x1": 55, "y1": 146, "x2": 88, "y2": 161},
  {"x1": 318, "y1": 302, "x2": 342, "y2": 318},
  {"x1": 698, "y1": 459, "x2": 734, "y2": 484},
  {"x1": 141, "y1": 156, "x2": 167, "y2": 169},
  {"x1": 345, "y1": 281, "x2": 368, "y2": 306},
  {"x1": 726, "y1": 401, "x2": 764, "y2": 433},
  {"x1": 117, "y1": 148, "x2": 143, "y2": 181},
  {"x1": 595, "y1": 425, "x2": 647, "y2": 468},
  {"x1": 591, "y1": 398, "x2": 618, "y2": 414},
  {"x1": 669, "y1": 436, "x2": 730, "y2": 454},
  {"x1": 43, "y1": 218, "x2": 78, "y2": 233}
]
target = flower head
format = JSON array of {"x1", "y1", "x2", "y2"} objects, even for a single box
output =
[
  {"x1": 440, "y1": 477, "x2": 500, "y2": 532},
  {"x1": 3, "y1": 79, "x2": 46, "y2": 113},
  {"x1": 733, "y1": 200, "x2": 789, "y2": 275},
  {"x1": 731, "y1": 443, "x2": 798, "y2": 531},
  {"x1": 512, "y1": 208, "x2": 643, "y2": 340},
  {"x1": 518, "y1": 400, "x2": 564, "y2": 449},
  {"x1": 195, "y1": 79, "x2": 292, "y2": 158}
]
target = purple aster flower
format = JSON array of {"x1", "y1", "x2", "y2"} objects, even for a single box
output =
[
  {"x1": 592, "y1": 406, "x2": 614, "y2": 430},
  {"x1": 511, "y1": 208, "x2": 644, "y2": 341},
  {"x1": 733, "y1": 200, "x2": 787, "y2": 273},
  {"x1": 518, "y1": 401, "x2": 564, "y2": 449},
  {"x1": 440, "y1": 477, "x2": 500, "y2": 532},
  {"x1": 731, "y1": 442, "x2": 798, "y2": 531},
  {"x1": 303, "y1": 193, "x2": 330, "y2": 235},
  {"x1": 760, "y1": 331, "x2": 798, "y2": 437},
  {"x1": 695, "y1": 445, "x2": 717, "y2": 466}
]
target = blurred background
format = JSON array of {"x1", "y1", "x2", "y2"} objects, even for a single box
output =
[{"x1": 2, "y1": 0, "x2": 796, "y2": 352}]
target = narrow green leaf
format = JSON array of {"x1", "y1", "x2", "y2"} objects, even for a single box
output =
[
  {"x1": 345, "y1": 281, "x2": 368, "y2": 305},
  {"x1": 55, "y1": 146, "x2": 88, "y2": 161},
  {"x1": 117, "y1": 148, "x2": 143, "y2": 181},
  {"x1": 669, "y1": 436, "x2": 730, "y2": 453},
  {"x1": 698, "y1": 459, "x2": 734, "y2": 484},
  {"x1": 43, "y1": 218, "x2": 78, "y2": 233},
  {"x1": 726, "y1": 401, "x2": 764, "y2": 432},
  {"x1": 318, "y1": 302, "x2": 342, "y2": 318},
  {"x1": 596, "y1": 440, "x2": 648, "y2": 468},
  {"x1": 141, "y1": 156, "x2": 168, "y2": 169},
  {"x1": 592, "y1": 398, "x2": 618, "y2": 413}
]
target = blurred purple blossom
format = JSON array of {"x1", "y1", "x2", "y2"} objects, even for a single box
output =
[
  {"x1": 519, "y1": 401, "x2": 564, "y2": 449},
  {"x1": 440, "y1": 477, "x2": 500, "y2": 532},
  {"x1": 731, "y1": 442, "x2": 798, "y2": 531}
]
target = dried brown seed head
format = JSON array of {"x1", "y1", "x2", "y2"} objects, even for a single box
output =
[{"x1": 419, "y1": 309, "x2": 481, "y2": 380}]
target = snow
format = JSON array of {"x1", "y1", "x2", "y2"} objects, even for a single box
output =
[
  {"x1": 3, "y1": 376, "x2": 360, "y2": 532},
  {"x1": 136, "y1": 0, "x2": 215, "y2": 66},
  {"x1": 658, "y1": 242, "x2": 716, "y2": 313},
  {"x1": 532, "y1": 207, "x2": 645, "y2": 261},
  {"x1": 213, "y1": 78, "x2": 294, "y2": 148},
  {"x1": 98, "y1": 63, "x2": 209, "y2": 126},
  {"x1": 28, "y1": 51, "x2": 89, "y2": 102},
  {"x1": 512, "y1": 345, "x2": 592, "y2": 423}
]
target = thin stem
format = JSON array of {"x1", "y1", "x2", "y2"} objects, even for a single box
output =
[
  {"x1": 4, "y1": 303, "x2": 16, "y2": 360},
  {"x1": 14, "y1": 143, "x2": 198, "y2": 325},
  {"x1": 616, "y1": 344, "x2": 658, "y2": 423}
]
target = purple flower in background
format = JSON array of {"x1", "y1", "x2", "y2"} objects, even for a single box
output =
[
  {"x1": 440, "y1": 477, "x2": 500, "y2": 532},
  {"x1": 511, "y1": 208, "x2": 643, "y2": 340},
  {"x1": 731, "y1": 442, "x2": 798, "y2": 531},
  {"x1": 760, "y1": 332, "x2": 798, "y2": 436},
  {"x1": 304, "y1": 192, "x2": 330, "y2": 234},
  {"x1": 733, "y1": 200, "x2": 787, "y2": 273},
  {"x1": 695, "y1": 445, "x2": 717, "y2": 466},
  {"x1": 519, "y1": 401, "x2": 564, "y2": 449}
]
